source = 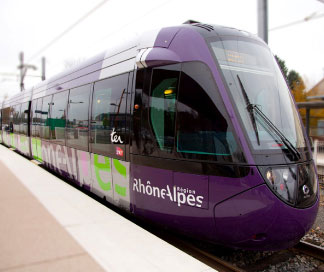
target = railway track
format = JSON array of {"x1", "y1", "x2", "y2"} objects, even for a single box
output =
[
  {"x1": 171, "y1": 238, "x2": 244, "y2": 272},
  {"x1": 167, "y1": 237, "x2": 324, "y2": 272},
  {"x1": 292, "y1": 240, "x2": 324, "y2": 262}
]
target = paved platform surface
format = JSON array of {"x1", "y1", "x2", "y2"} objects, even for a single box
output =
[
  {"x1": 0, "y1": 144, "x2": 214, "y2": 272},
  {"x1": 0, "y1": 149, "x2": 104, "y2": 272}
]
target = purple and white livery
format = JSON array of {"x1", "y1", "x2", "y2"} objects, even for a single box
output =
[{"x1": 0, "y1": 21, "x2": 318, "y2": 250}]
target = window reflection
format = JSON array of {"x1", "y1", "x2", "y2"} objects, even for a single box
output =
[
  {"x1": 1, "y1": 107, "x2": 10, "y2": 131},
  {"x1": 66, "y1": 84, "x2": 90, "y2": 151},
  {"x1": 90, "y1": 74, "x2": 128, "y2": 156},
  {"x1": 40, "y1": 96, "x2": 52, "y2": 140},
  {"x1": 32, "y1": 98, "x2": 43, "y2": 137},
  {"x1": 176, "y1": 63, "x2": 236, "y2": 159},
  {"x1": 149, "y1": 68, "x2": 179, "y2": 153},
  {"x1": 13, "y1": 104, "x2": 21, "y2": 133},
  {"x1": 137, "y1": 62, "x2": 240, "y2": 162},
  {"x1": 210, "y1": 39, "x2": 305, "y2": 150},
  {"x1": 20, "y1": 102, "x2": 29, "y2": 135},
  {"x1": 50, "y1": 91, "x2": 68, "y2": 145}
]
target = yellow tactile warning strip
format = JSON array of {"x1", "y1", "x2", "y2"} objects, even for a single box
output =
[
  {"x1": 30, "y1": 159, "x2": 41, "y2": 166},
  {"x1": 0, "y1": 160, "x2": 104, "y2": 272}
]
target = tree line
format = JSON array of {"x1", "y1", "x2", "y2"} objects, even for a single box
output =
[{"x1": 275, "y1": 55, "x2": 306, "y2": 103}]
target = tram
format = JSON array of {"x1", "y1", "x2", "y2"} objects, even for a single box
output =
[{"x1": 0, "y1": 21, "x2": 318, "y2": 250}]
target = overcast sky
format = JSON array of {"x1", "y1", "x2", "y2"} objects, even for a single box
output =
[{"x1": 0, "y1": 0, "x2": 323, "y2": 99}]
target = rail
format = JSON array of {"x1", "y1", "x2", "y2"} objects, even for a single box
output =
[
  {"x1": 170, "y1": 238, "x2": 244, "y2": 272},
  {"x1": 292, "y1": 241, "x2": 324, "y2": 262},
  {"x1": 172, "y1": 239, "x2": 324, "y2": 272}
]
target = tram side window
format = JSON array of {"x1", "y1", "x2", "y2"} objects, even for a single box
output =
[
  {"x1": 50, "y1": 91, "x2": 68, "y2": 145},
  {"x1": 2, "y1": 107, "x2": 10, "y2": 131},
  {"x1": 13, "y1": 104, "x2": 21, "y2": 134},
  {"x1": 90, "y1": 74, "x2": 128, "y2": 156},
  {"x1": 20, "y1": 102, "x2": 29, "y2": 136},
  {"x1": 9, "y1": 107, "x2": 14, "y2": 133},
  {"x1": 31, "y1": 100, "x2": 36, "y2": 137},
  {"x1": 67, "y1": 84, "x2": 90, "y2": 151},
  {"x1": 40, "y1": 95, "x2": 52, "y2": 140},
  {"x1": 176, "y1": 62, "x2": 237, "y2": 161},
  {"x1": 149, "y1": 67, "x2": 180, "y2": 154},
  {"x1": 31, "y1": 98, "x2": 42, "y2": 137}
]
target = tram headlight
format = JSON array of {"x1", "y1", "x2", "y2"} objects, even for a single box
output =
[
  {"x1": 260, "y1": 163, "x2": 318, "y2": 208},
  {"x1": 264, "y1": 166, "x2": 297, "y2": 205}
]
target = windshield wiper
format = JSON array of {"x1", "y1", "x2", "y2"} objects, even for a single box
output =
[
  {"x1": 237, "y1": 75, "x2": 260, "y2": 145},
  {"x1": 250, "y1": 104, "x2": 301, "y2": 161},
  {"x1": 236, "y1": 75, "x2": 301, "y2": 161}
]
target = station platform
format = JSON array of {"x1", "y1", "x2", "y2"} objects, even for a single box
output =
[{"x1": 0, "y1": 144, "x2": 214, "y2": 272}]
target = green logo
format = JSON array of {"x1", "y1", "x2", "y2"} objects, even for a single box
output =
[{"x1": 94, "y1": 154, "x2": 111, "y2": 191}]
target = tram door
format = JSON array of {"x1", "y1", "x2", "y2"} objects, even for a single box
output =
[
  {"x1": 132, "y1": 68, "x2": 151, "y2": 155},
  {"x1": 132, "y1": 64, "x2": 180, "y2": 156},
  {"x1": 131, "y1": 64, "x2": 181, "y2": 217}
]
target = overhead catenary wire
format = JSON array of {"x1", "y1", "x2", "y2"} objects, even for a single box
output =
[
  {"x1": 27, "y1": 2, "x2": 324, "y2": 75},
  {"x1": 1, "y1": 1, "x2": 322, "y2": 90},
  {"x1": 0, "y1": 72, "x2": 41, "y2": 78},
  {"x1": 45, "y1": 0, "x2": 173, "y2": 75},
  {"x1": 0, "y1": 0, "x2": 172, "y2": 92},
  {"x1": 27, "y1": 0, "x2": 109, "y2": 63},
  {"x1": 0, "y1": 0, "x2": 109, "y2": 91},
  {"x1": 269, "y1": 12, "x2": 324, "y2": 31},
  {"x1": 93, "y1": 0, "x2": 173, "y2": 47}
]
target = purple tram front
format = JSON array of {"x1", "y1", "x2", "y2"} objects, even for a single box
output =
[{"x1": 130, "y1": 23, "x2": 318, "y2": 250}]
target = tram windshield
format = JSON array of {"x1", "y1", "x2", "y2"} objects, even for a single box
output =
[{"x1": 210, "y1": 37, "x2": 306, "y2": 151}]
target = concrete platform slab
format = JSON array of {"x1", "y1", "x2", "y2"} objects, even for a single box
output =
[{"x1": 0, "y1": 150, "x2": 104, "y2": 272}]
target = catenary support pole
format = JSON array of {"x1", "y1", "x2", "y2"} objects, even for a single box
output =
[
  {"x1": 257, "y1": 0, "x2": 268, "y2": 43},
  {"x1": 42, "y1": 57, "x2": 46, "y2": 81},
  {"x1": 19, "y1": 52, "x2": 24, "y2": 91}
]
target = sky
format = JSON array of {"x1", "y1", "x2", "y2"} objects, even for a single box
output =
[{"x1": 0, "y1": 0, "x2": 323, "y2": 100}]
